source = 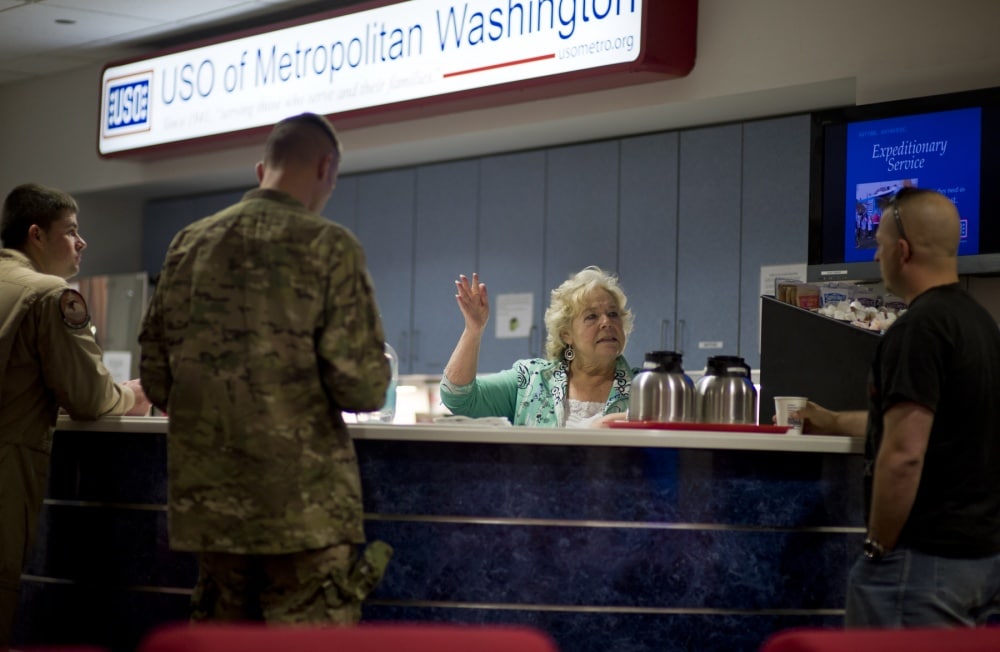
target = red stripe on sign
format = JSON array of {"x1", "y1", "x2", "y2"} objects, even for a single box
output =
[{"x1": 443, "y1": 53, "x2": 555, "y2": 78}]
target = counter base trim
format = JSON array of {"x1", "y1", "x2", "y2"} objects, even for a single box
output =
[
  {"x1": 20, "y1": 574, "x2": 193, "y2": 596},
  {"x1": 43, "y1": 499, "x2": 166, "y2": 511},
  {"x1": 365, "y1": 513, "x2": 864, "y2": 534},
  {"x1": 367, "y1": 600, "x2": 846, "y2": 617}
]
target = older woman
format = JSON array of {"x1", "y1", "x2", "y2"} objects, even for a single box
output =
[{"x1": 440, "y1": 266, "x2": 635, "y2": 427}]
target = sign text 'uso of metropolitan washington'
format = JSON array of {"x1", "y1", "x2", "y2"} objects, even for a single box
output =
[{"x1": 98, "y1": 0, "x2": 695, "y2": 156}]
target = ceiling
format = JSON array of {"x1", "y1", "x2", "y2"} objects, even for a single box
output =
[
  {"x1": 0, "y1": 0, "x2": 369, "y2": 85},
  {"x1": 0, "y1": 0, "x2": 852, "y2": 200}
]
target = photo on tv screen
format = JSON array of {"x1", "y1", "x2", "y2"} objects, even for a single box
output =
[{"x1": 842, "y1": 107, "x2": 981, "y2": 263}]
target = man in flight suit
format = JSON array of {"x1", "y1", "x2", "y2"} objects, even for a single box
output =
[{"x1": 0, "y1": 182, "x2": 151, "y2": 646}]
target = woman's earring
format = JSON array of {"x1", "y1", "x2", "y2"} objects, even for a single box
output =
[{"x1": 564, "y1": 345, "x2": 575, "y2": 361}]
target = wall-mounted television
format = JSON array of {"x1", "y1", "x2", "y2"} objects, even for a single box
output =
[{"x1": 808, "y1": 86, "x2": 1000, "y2": 282}]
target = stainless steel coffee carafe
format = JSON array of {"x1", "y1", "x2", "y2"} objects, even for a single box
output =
[
  {"x1": 628, "y1": 351, "x2": 694, "y2": 423},
  {"x1": 694, "y1": 355, "x2": 757, "y2": 424}
]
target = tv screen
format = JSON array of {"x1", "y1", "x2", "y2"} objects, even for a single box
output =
[{"x1": 808, "y1": 86, "x2": 1000, "y2": 281}]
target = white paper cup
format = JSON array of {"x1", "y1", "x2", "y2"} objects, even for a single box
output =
[{"x1": 774, "y1": 396, "x2": 808, "y2": 435}]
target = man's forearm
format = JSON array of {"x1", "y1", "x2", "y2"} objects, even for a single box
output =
[
  {"x1": 866, "y1": 403, "x2": 932, "y2": 550},
  {"x1": 834, "y1": 410, "x2": 868, "y2": 437},
  {"x1": 867, "y1": 450, "x2": 923, "y2": 550}
]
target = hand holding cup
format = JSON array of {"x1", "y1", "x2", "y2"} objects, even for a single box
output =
[{"x1": 774, "y1": 396, "x2": 808, "y2": 435}]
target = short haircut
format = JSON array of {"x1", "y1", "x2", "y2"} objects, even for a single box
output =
[
  {"x1": 1, "y1": 182, "x2": 79, "y2": 250},
  {"x1": 543, "y1": 266, "x2": 634, "y2": 360},
  {"x1": 263, "y1": 112, "x2": 342, "y2": 168}
]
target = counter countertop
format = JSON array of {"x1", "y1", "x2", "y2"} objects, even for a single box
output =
[{"x1": 55, "y1": 416, "x2": 863, "y2": 454}]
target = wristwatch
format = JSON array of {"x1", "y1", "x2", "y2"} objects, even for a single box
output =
[{"x1": 863, "y1": 536, "x2": 886, "y2": 561}]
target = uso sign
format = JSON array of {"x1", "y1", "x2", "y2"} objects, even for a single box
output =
[{"x1": 98, "y1": 0, "x2": 696, "y2": 157}]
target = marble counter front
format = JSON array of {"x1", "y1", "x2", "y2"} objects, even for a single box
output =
[{"x1": 15, "y1": 417, "x2": 865, "y2": 652}]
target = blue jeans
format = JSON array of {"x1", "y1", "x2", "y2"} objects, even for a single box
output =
[{"x1": 846, "y1": 547, "x2": 1000, "y2": 627}]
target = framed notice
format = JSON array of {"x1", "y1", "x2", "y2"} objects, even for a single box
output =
[{"x1": 495, "y1": 293, "x2": 533, "y2": 339}]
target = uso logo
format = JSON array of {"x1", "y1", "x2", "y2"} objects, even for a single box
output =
[{"x1": 102, "y1": 71, "x2": 152, "y2": 137}]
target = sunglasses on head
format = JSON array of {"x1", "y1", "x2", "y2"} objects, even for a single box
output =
[{"x1": 880, "y1": 187, "x2": 919, "y2": 245}]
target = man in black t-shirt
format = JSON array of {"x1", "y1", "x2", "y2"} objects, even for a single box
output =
[{"x1": 796, "y1": 188, "x2": 1000, "y2": 627}]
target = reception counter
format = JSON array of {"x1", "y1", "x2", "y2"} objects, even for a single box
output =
[{"x1": 17, "y1": 417, "x2": 865, "y2": 652}]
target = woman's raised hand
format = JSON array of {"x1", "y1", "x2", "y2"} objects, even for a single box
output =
[
  {"x1": 444, "y1": 273, "x2": 490, "y2": 386},
  {"x1": 455, "y1": 273, "x2": 490, "y2": 332}
]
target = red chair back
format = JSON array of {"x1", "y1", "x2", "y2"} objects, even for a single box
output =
[
  {"x1": 761, "y1": 626, "x2": 1000, "y2": 652},
  {"x1": 139, "y1": 622, "x2": 559, "y2": 652}
]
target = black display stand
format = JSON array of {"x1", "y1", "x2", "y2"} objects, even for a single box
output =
[{"x1": 759, "y1": 295, "x2": 882, "y2": 424}]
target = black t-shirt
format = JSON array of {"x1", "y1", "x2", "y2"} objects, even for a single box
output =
[{"x1": 864, "y1": 283, "x2": 1000, "y2": 557}]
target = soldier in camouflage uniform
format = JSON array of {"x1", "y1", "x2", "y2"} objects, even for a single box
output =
[
  {"x1": 0, "y1": 183, "x2": 151, "y2": 646},
  {"x1": 138, "y1": 113, "x2": 392, "y2": 624}
]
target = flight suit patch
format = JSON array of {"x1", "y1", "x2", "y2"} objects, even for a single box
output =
[{"x1": 59, "y1": 289, "x2": 90, "y2": 329}]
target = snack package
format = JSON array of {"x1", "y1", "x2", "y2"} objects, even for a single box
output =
[
  {"x1": 794, "y1": 283, "x2": 821, "y2": 310},
  {"x1": 817, "y1": 300, "x2": 855, "y2": 321},
  {"x1": 852, "y1": 285, "x2": 881, "y2": 308},
  {"x1": 774, "y1": 278, "x2": 801, "y2": 304},
  {"x1": 882, "y1": 293, "x2": 907, "y2": 312},
  {"x1": 818, "y1": 281, "x2": 854, "y2": 307}
]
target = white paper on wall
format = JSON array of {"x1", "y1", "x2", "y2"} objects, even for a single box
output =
[
  {"x1": 102, "y1": 350, "x2": 133, "y2": 384},
  {"x1": 495, "y1": 293, "x2": 533, "y2": 339},
  {"x1": 758, "y1": 263, "x2": 807, "y2": 353}
]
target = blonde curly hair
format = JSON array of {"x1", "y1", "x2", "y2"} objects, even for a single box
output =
[{"x1": 543, "y1": 266, "x2": 634, "y2": 361}]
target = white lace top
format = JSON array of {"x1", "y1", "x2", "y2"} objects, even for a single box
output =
[{"x1": 565, "y1": 399, "x2": 605, "y2": 427}]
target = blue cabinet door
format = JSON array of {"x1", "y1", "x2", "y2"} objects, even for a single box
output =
[
  {"x1": 142, "y1": 189, "x2": 246, "y2": 274},
  {"x1": 355, "y1": 169, "x2": 416, "y2": 372},
  {"x1": 544, "y1": 140, "x2": 620, "y2": 297},
  {"x1": 142, "y1": 199, "x2": 185, "y2": 275},
  {"x1": 617, "y1": 132, "x2": 680, "y2": 364},
  {"x1": 676, "y1": 124, "x2": 743, "y2": 371},
  {"x1": 411, "y1": 159, "x2": 479, "y2": 375},
  {"x1": 324, "y1": 175, "x2": 359, "y2": 234},
  {"x1": 740, "y1": 115, "x2": 811, "y2": 368},
  {"x1": 477, "y1": 150, "x2": 546, "y2": 372}
]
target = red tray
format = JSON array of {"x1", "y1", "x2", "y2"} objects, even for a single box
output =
[{"x1": 609, "y1": 421, "x2": 790, "y2": 434}]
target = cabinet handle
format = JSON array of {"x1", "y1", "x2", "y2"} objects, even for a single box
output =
[
  {"x1": 411, "y1": 330, "x2": 420, "y2": 365},
  {"x1": 659, "y1": 319, "x2": 671, "y2": 350},
  {"x1": 399, "y1": 331, "x2": 408, "y2": 369},
  {"x1": 529, "y1": 324, "x2": 538, "y2": 358},
  {"x1": 676, "y1": 319, "x2": 686, "y2": 354}
]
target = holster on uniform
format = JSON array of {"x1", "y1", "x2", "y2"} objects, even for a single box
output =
[{"x1": 341, "y1": 540, "x2": 393, "y2": 601}]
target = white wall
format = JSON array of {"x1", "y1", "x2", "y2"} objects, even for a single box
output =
[{"x1": 1, "y1": 0, "x2": 998, "y2": 273}]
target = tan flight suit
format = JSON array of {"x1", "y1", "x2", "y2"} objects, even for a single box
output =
[{"x1": 0, "y1": 249, "x2": 136, "y2": 646}]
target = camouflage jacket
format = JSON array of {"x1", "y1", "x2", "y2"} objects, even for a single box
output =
[{"x1": 139, "y1": 189, "x2": 390, "y2": 554}]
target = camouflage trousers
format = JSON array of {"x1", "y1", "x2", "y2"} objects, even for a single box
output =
[{"x1": 190, "y1": 543, "x2": 362, "y2": 625}]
